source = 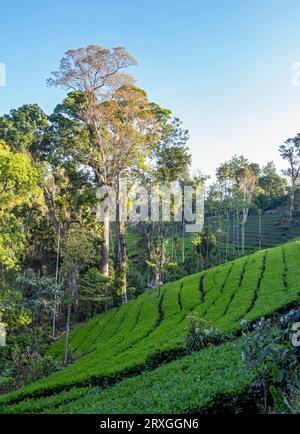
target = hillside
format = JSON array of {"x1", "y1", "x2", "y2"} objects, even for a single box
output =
[
  {"x1": 125, "y1": 214, "x2": 300, "y2": 269},
  {"x1": 3, "y1": 336, "x2": 258, "y2": 414},
  {"x1": 1, "y1": 239, "x2": 300, "y2": 413}
]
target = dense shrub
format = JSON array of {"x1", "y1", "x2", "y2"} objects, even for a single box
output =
[
  {"x1": 184, "y1": 314, "x2": 222, "y2": 352},
  {"x1": 242, "y1": 310, "x2": 300, "y2": 413},
  {"x1": 0, "y1": 329, "x2": 61, "y2": 394}
]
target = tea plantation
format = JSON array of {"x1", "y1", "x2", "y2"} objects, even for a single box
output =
[{"x1": 1, "y1": 239, "x2": 300, "y2": 414}]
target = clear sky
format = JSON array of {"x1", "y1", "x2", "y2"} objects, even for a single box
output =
[{"x1": 1, "y1": 0, "x2": 300, "y2": 179}]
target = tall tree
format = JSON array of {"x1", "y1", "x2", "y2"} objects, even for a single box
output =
[
  {"x1": 192, "y1": 226, "x2": 217, "y2": 270},
  {"x1": 256, "y1": 161, "x2": 287, "y2": 210},
  {"x1": 216, "y1": 156, "x2": 260, "y2": 255},
  {"x1": 0, "y1": 104, "x2": 102, "y2": 330},
  {"x1": 0, "y1": 141, "x2": 42, "y2": 269},
  {"x1": 279, "y1": 137, "x2": 300, "y2": 217},
  {"x1": 60, "y1": 226, "x2": 95, "y2": 364},
  {"x1": 99, "y1": 85, "x2": 160, "y2": 301},
  {"x1": 0, "y1": 104, "x2": 62, "y2": 235},
  {"x1": 47, "y1": 45, "x2": 138, "y2": 277},
  {"x1": 50, "y1": 85, "x2": 159, "y2": 301},
  {"x1": 136, "y1": 118, "x2": 192, "y2": 289},
  {"x1": 0, "y1": 104, "x2": 50, "y2": 158}
]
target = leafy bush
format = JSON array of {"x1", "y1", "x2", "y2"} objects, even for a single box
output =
[
  {"x1": 126, "y1": 268, "x2": 147, "y2": 297},
  {"x1": 242, "y1": 311, "x2": 300, "y2": 413},
  {"x1": 78, "y1": 268, "x2": 113, "y2": 320},
  {"x1": 0, "y1": 329, "x2": 61, "y2": 394},
  {"x1": 184, "y1": 314, "x2": 222, "y2": 352}
]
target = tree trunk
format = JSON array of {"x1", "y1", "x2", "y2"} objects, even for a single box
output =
[
  {"x1": 116, "y1": 176, "x2": 128, "y2": 303},
  {"x1": 182, "y1": 221, "x2": 185, "y2": 263},
  {"x1": 117, "y1": 218, "x2": 127, "y2": 303},
  {"x1": 52, "y1": 223, "x2": 61, "y2": 338},
  {"x1": 158, "y1": 226, "x2": 164, "y2": 284},
  {"x1": 236, "y1": 209, "x2": 240, "y2": 256},
  {"x1": 64, "y1": 293, "x2": 71, "y2": 365},
  {"x1": 42, "y1": 187, "x2": 62, "y2": 235},
  {"x1": 153, "y1": 267, "x2": 160, "y2": 300},
  {"x1": 226, "y1": 212, "x2": 230, "y2": 261},
  {"x1": 145, "y1": 225, "x2": 153, "y2": 290},
  {"x1": 232, "y1": 211, "x2": 236, "y2": 257},
  {"x1": 205, "y1": 236, "x2": 210, "y2": 269},
  {"x1": 241, "y1": 221, "x2": 245, "y2": 256},
  {"x1": 100, "y1": 205, "x2": 110, "y2": 276},
  {"x1": 290, "y1": 183, "x2": 295, "y2": 218},
  {"x1": 171, "y1": 224, "x2": 175, "y2": 260},
  {"x1": 241, "y1": 207, "x2": 249, "y2": 255},
  {"x1": 258, "y1": 210, "x2": 262, "y2": 250},
  {"x1": 64, "y1": 270, "x2": 76, "y2": 365}
]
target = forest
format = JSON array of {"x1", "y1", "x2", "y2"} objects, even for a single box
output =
[{"x1": 0, "y1": 43, "x2": 300, "y2": 415}]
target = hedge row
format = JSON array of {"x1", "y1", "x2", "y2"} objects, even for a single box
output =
[{"x1": 3, "y1": 336, "x2": 258, "y2": 414}]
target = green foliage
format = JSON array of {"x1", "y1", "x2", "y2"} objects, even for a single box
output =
[
  {"x1": 1, "y1": 336, "x2": 258, "y2": 414},
  {"x1": 289, "y1": 380, "x2": 300, "y2": 413},
  {"x1": 256, "y1": 162, "x2": 288, "y2": 210},
  {"x1": 184, "y1": 314, "x2": 222, "y2": 352},
  {"x1": 0, "y1": 104, "x2": 50, "y2": 158},
  {"x1": 242, "y1": 310, "x2": 300, "y2": 413},
  {"x1": 192, "y1": 226, "x2": 217, "y2": 269},
  {"x1": 1, "y1": 239, "x2": 300, "y2": 410},
  {"x1": 3, "y1": 46, "x2": 300, "y2": 415},
  {"x1": 0, "y1": 141, "x2": 42, "y2": 269},
  {"x1": 270, "y1": 386, "x2": 292, "y2": 413},
  {"x1": 78, "y1": 268, "x2": 113, "y2": 319},
  {"x1": 154, "y1": 118, "x2": 191, "y2": 183},
  {"x1": 126, "y1": 268, "x2": 148, "y2": 296},
  {"x1": 61, "y1": 226, "x2": 96, "y2": 277},
  {"x1": 6, "y1": 270, "x2": 61, "y2": 327},
  {"x1": 0, "y1": 329, "x2": 61, "y2": 394}
]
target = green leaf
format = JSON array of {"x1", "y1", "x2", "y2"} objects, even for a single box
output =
[{"x1": 270, "y1": 386, "x2": 292, "y2": 414}]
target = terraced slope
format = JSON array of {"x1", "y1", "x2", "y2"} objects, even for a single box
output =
[
  {"x1": 3, "y1": 335, "x2": 258, "y2": 414},
  {"x1": 126, "y1": 215, "x2": 300, "y2": 264},
  {"x1": 1, "y1": 240, "x2": 300, "y2": 411}
]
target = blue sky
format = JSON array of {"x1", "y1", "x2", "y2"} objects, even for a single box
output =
[{"x1": 1, "y1": 0, "x2": 300, "y2": 178}]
